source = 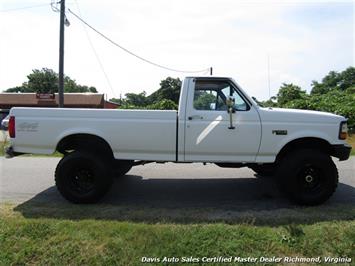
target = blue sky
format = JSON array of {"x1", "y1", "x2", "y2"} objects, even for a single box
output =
[
  {"x1": 0, "y1": 0, "x2": 353, "y2": 100},
  {"x1": 286, "y1": 2, "x2": 352, "y2": 25}
]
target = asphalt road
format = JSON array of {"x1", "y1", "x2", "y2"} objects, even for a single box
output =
[{"x1": 1, "y1": 156, "x2": 354, "y2": 210}]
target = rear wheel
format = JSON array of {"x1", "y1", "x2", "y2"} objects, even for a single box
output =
[
  {"x1": 55, "y1": 151, "x2": 113, "y2": 203},
  {"x1": 276, "y1": 149, "x2": 338, "y2": 205},
  {"x1": 250, "y1": 164, "x2": 276, "y2": 177}
]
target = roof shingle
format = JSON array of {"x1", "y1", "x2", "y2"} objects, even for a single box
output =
[{"x1": 0, "y1": 93, "x2": 105, "y2": 108}]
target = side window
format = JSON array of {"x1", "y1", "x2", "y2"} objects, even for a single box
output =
[
  {"x1": 193, "y1": 89, "x2": 218, "y2": 110},
  {"x1": 193, "y1": 80, "x2": 249, "y2": 111}
]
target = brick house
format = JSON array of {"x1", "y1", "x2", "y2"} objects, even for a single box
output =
[{"x1": 0, "y1": 93, "x2": 120, "y2": 124}]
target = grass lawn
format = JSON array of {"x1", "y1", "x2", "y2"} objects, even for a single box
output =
[
  {"x1": 0, "y1": 204, "x2": 354, "y2": 265},
  {"x1": 0, "y1": 141, "x2": 6, "y2": 156},
  {"x1": 346, "y1": 134, "x2": 355, "y2": 156},
  {"x1": 0, "y1": 141, "x2": 62, "y2": 158}
]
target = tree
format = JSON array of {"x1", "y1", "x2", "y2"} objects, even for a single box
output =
[
  {"x1": 147, "y1": 99, "x2": 178, "y2": 110},
  {"x1": 337, "y1": 67, "x2": 355, "y2": 91},
  {"x1": 148, "y1": 77, "x2": 182, "y2": 104},
  {"x1": 277, "y1": 83, "x2": 306, "y2": 106},
  {"x1": 27, "y1": 68, "x2": 58, "y2": 93},
  {"x1": 124, "y1": 91, "x2": 148, "y2": 107},
  {"x1": 5, "y1": 86, "x2": 33, "y2": 93},
  {"x1": 193, "y1": 92, "x2": 216, "y2": 110},
  {"x1": 4, "y1": 68, "x2": 97, "y2": 93},
  {"x1": 115, "y1": 77, "x2": 183, "y2": 109},
  {"x1": 277, "y1": 67, "x2": 355, "y2": 130},
  {"x1": 311, "y1": 67, "x2": 355, "y2": 94},
  {"x1": 258, "y1": 96, "x2": 278, "y2": 107}
]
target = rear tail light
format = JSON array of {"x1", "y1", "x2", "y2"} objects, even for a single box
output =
[
  {"x1": 339, "y1": 121, "x2": 348, "y2": 140},
  {"x1": 9, "y1": 116, "x2": 15, "y2": 138}
]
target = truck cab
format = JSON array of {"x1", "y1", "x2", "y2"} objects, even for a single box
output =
[{"x1": 178, "y1": 77, "x2": 261, "y2": 162}]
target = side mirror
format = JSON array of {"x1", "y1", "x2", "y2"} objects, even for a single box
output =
[
  {"x1": 226, "y1": 96, "x2": 235, "y2": 113},
  {"x1": 226, "y1": 96, "x2": 235, "y2": 129}
]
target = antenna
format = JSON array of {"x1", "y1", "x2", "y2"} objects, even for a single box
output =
[{"x1": 267, "y1": 53, "x2": 271, "y2": 98}]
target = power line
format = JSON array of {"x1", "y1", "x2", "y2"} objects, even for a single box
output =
[
  {"x1": 67, "y1": 8, "x2": 210, "y2": 74},
  {"x1": 73, "y1": 0, "x2": 117, "y2": 98},
  {"x1": 0, "y1": 3, "x2": 49, "y2": 12}
]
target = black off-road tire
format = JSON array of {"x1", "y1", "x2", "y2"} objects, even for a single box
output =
[
  {"x1": 55, "y1": 151, "x2": 113, "y2": 203},
  {"x1": 276, "y1": 149, "x2": 338, "y2": 205},
  {"x1": 112, "y1": 159, "x2": 133, "y2": 177}
]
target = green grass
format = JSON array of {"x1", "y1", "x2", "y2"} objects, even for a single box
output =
[
  {"x1": 0, "y1": 141, "x2": 62, "y2": 158},
  {"x1": 0, "y1": 204, "x2": 354, "y2": 265},
  {"x1": 346, "y1": 134, "x2": 355, "y2": 156},
  {"x1": 0, "y1": 141, "x2": 4, "y2": 156}
]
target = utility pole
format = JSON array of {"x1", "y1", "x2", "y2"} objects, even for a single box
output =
[
  {"x1": 58, "y1": 0, "x2": 65, "y2": 107},
  {"x1": 210, "y1": 67, "x2": 213, "y2": 76}
]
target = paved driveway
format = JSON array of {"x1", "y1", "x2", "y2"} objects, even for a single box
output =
[{"x1": 1, "y1": 156, "x2": 354, "y2": 209}]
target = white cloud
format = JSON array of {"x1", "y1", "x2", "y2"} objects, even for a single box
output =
[{"x1": 0, "y1": 0, "x2": 353, "y2": 100}]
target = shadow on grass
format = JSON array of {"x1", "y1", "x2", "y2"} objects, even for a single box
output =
[{"x1": 13, "y1": 175, "x2": 355, "y2": 226}]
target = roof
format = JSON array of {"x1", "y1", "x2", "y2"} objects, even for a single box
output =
[
  {"x1": 185, "y1": 76, "x2": 233, "y2": 79},
  {"x1": 0, "y1": 93, "x2": 105, "y2": 108}
]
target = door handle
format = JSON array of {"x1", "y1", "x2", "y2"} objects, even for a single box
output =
[{"x1": 188, "y1": 115, "x2": 203, "y2": 120}]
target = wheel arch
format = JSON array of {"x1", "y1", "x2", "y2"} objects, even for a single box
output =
[
  {"x1": 56, "y1": 133, "x2": 114, "y2": 158},
  {"x1": 276, "y1": 137, "x2": 332, "y2": 162}
]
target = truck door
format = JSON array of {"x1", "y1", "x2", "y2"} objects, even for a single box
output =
[{"x1": 184, "y1": 78, "x2": 261, "y2": 162}]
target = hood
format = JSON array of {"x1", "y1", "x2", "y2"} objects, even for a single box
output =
[{"x1": 258, "y1": 107, "x2": 345, "y2": 123}]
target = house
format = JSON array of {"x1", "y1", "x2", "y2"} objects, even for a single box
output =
[{"x1": 0, "y1": 93, "x2": 120, "y2": 124}]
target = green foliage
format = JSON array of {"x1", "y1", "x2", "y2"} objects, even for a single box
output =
[
  {"x1": 311, "y1": 67, "x2": 355, "y2": 94},
  {"x1": 259, "y1": 67, "x2": 355, "y2": 130},
  {"x1": 64, "y1": 76, "x2": 97, "y2": 93},
  {"x1": 193, "y1": 92, "x2": 216, "y2": 110},
  {"x1": 5, "y1": 86, "x2": 33, "y2": 93},
  {"x1": 109, "y1": 98, "x2": 123, "y2": 105},
  {"x1": 4, "y1": 68, "x2": 97, "y2": 93},
  {"x1": 277, "y1": 83, "x2": 306, "y2": 106},
  {"x1": 124, "y1": 91, "x2": 149, "y2": 107},
  {"x1": 283, "y1": 81, "x2": 355, "y2": 130},
  {"x1": 146, "y1": 99, "x2": 178, "y2": 110},
  {"x1": 27, "y1": 68, "x2": 58, "y2": 93},
  {"x1": 114, "y1": 77, "x2": 182, "y2": 110},
  {"x1": 258, "y1": 96, "x2": 278, "y2": 108},
  {"x1": 148, "y1": 77, "x2": 182, "y2": 105}
]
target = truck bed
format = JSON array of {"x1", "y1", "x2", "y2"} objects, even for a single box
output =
[{"x1": 11, "y1": 107, "x2": 178, "y2": 161}]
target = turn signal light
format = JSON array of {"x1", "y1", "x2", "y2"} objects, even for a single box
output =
[
  {"x1": 9, "y1": 116, "x2": 15, "y2": 138},
  {"x1": 339, "y1": 132, "x2": 348, "y2": 140},
  {"x1": 339, "y1": 121, "x2": 348, "y2": 140}
]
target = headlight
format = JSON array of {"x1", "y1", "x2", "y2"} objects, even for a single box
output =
[{"x1": 339, "y1": 121, "x2": 348, "y2": 140}]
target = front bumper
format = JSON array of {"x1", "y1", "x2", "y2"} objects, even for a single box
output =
[{"x1": 332, "y1": 143, "x2": 352, "y2": 161}]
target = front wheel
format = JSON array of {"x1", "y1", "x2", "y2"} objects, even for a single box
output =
[
  {"x1": 55, "y1": 151, "x2": 113, "y2": 203},
  {"x1": 276, "y1": 149, "x2": 338, "y2": 205}
]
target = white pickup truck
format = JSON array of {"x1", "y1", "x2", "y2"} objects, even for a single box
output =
[{"x1": 5, "y1": 77, "x2": 351, "y2": 205}]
